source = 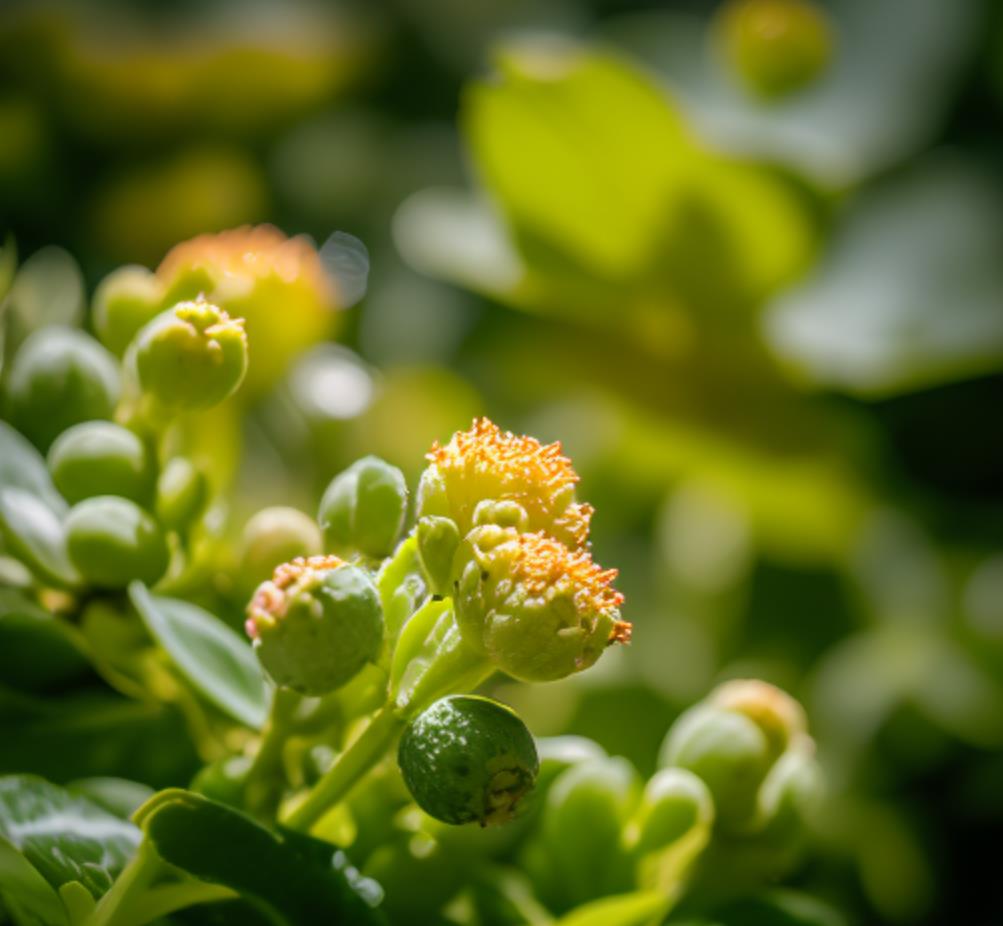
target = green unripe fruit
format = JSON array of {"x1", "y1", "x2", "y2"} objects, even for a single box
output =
[
  {"x1": 659, "y1": 704, "x2": 771, "y2": 833},
  {"x1": 154, "y1": 458, "x2": 208, "y2": 530},
  {"x1": 92, "y1": 265, "x2": 164, "y2": 356},
  {"x1": 246, "y1": 556, "x2": 383, "y2": 695},
  {"x1": 65, "y1": 496, "x2": 169, "y2": 588},
  {"x1": 5, "y1": 327, "x2": 120, "y2": 451},
  {"x1": 48, "y1": 422, "x2": 153, "y2": 505},
  {"x1": 630, "y1": 767, "x2": 714, "y2": 856},
  {"x1": 398, "y1": 695, "x2": 539, "y2": 827},
  {"x1": 415, "y1": 515, "x2": 460, "y2": 595},
  {"x1": 132, "y1": 299, "x2": 248, "y2": 411},
  {"x1": 318, "y1": 456, "x2": 408, "y2": 559},
  {"x1": 717, "y1": 0, "x2": 834, "y2": 101},
  {"x1": 239, "y1": 506, "x2": 322, "y2": 594}
]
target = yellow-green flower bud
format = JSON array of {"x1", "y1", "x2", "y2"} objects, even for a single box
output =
[
  {"x1": 716, "y1": 0, "x2": 834, "y2": 101},
  {"x1": 398, "y1": 695, "x2": 539, "y2": 826},
  {"x1": 65, "y1": 496, "x2": 169, "y2": 588},
  {"x1": 453, "y1": 526, "x2": 630, "y2": 682},
  {"x1": 154, "y1": 458, "x2": 208, "y2": 530},
  {"x1": 5, "y1": 327, "x2": 120, "y2": 451},
  {"x1": 92, "y1": 265, "x2": 164, "y2": 356},
  {"x1": 132, "y1": 299, "x2": 248, "y2": 411},
  {"x1": 239, "y1": 506, "x2": 322, "y2": 593},
  {"x1": 318, "y1": 456, "x2": 407, "y2": 559},
  {"x1": 48, "y1": 421, "x2": 153, "y2": 505},
  {"x1": 415, "y1": 515, "x2": 460, "y2": 596},
  {"x1": 629, "y1": 767, "x2": 714, "y2": 857},
  {"x1": 417, "y1": 418, "x2": 593, "y2": 550},
  {"x1": 709, "y1": 678, "x2": 807, "y2": 758},
  {"x1": 246, "y1": 555, "x2": 383, "y2": 695}
]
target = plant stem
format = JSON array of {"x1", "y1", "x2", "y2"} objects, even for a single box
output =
[
  {"x1": 244, "y1": 686, "x2": 301, "y2": 816},
  {"x1": 283, "y1": 704, "x2": 405, "y2": 832}
]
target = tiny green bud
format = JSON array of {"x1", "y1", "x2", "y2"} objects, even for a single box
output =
[
  {"x1": 453, "y1": 526, "x2": 630, "y2": 682},
  {"x1": 246, "y1": 555, "x2": 384, "y2": 695},
  {"x1": 92, "y1": 265, "x2": 164, "y2": 356},
  {"x1": 658, "y1": 704, "x2": 771, "y2": 833},
  {"x1": 154, "y1": 457, "x2": 208, "y2": 530},
  {"x1": 5, "y1": 327, "x2": 120, "y2": 451},
  {"x1": 709, "y1": 678, "x2": 807, "y2": 759},
  {"x1": 717, "y1": 0, "x2": 834, "y2": 100},
  {"x1": 133, "y1": 299, "x2": 248, "y2": 411},
  {"x1": 65, "y1": 496, "x2": 169, "y2": 588},
  {"x1": 48, "y1": 422, "x2": 153, "y2": 505},
  {"x1": 415, "y1": 515, "x2": 460, "y2": 596},
  {"x1": 398, "y1": 695, "x2": 539, "y2": 826},
  {"x1": 318, "y1": 456, "x2": 408, "y2": 559},
  {"x1": 239, "y1": 506, "x2": 322, "y2": 593},
  {"x1": 629, "y1": 767, "x2": 714, "y2": 857}
]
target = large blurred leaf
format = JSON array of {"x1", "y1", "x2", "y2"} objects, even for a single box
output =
[
  {"x1": 607, "y1": 0, "x2": 978, "y2": 187},
  {"x1": 0, "y1": 590, "x2": 92, "y2": 692},
  {"x1": 135, "y1": 789, "x2": 386, "y2": 925},
  {"x1": 0, "y1": 835, "x2": 68, "y2": 926},
  {"x1": 130, "y1": 583, "x2": 270, "y2": 729},
  {"x1": 767, "y1": 157, "x2": 1003, "y2": 395},
  {"x1": 0, "y1": 488, "x2": 80, "y2": 588},
  {"x1": 555, "y1": 891, "x2": 671, "y2": 926},
  {"x1": 0, "y1": 421, "x2": 67, "y2": 513},
  {"x1": 0, "y1": 775, "x2": 140, "y2": 899}
]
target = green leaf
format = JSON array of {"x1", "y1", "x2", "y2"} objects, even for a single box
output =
[
  {"x1": 0, "y1": 590, "x2": 92, "y2": 692},
  {"x1": 135, "y1": 789, "x2": 386, "y2": 925},
  {"x1": 129, "y1": 583, "x2": 270, "y2": 730},
  {"x1": 555, "y1": 891, "x2": 671, "y2": 926},
  {"x1": 3, "y1": 246, "x2": 84, "y2": 349},
  {"x1": 0, "y1": 488, "x2": 80, "y2": 588},
  {"x1": 0, "y1": 421, "x2": 66, "y2": 514},
  {"x1": 68, "y1": 778, "x2": 156, "y2": 820},
  {"x1": 0, "y1": 835, "x2": 69, "y2": 926},
  {"x1": 0, "y1": 775, "x2": 140, "y2": 899}
]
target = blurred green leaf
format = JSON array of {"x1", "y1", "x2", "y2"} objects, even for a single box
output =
[
  {"x1": 0, "y1": 775, "x2": 140, "y2": 899},
  {"x1": 555, "y1": 891, "x2": 671, "y2": 926},
  {"x1": 68, "y1": 778, "x2": 156, "y2": 820},
  {"x1": 0, "y1": 421, "x2": 67, "y2": 514},
  {"x1": 135, "y1": 789, "x2": 386, "y2": 925},
  {"x1": 0, "y1": 834, "x2": 68, "y2": 926},
  {"x1": 129, "y1": 583, "x2": 270, "y2": 730},
  {"x1": 0, "y1": 488, "x2": 80, "y2": 589}
]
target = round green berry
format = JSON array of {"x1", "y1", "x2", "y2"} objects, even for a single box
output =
[
  {"x1": 65, "y1": 496, "x2": 169, "y2": 588},
  {"x1": 154, "y1": 457, "x2": 208, "y2": 530},
  {"x1": 132, "y1": 300, "x2": 247, "y2": 411},
  {"x1": 5, "y1": 327, "x2": 120, "y2": 451},
  {"x1": 398, "y1": 695, "x2": 539, "y2": 827},
  {"x1": 318, "y1": 456, "x2": 408, "y2": 559},
  {"x1": 48, "y1": 422, "x2": 153, "y2": 505},
  {"x1": 239, "y1": 506, "x2": 322, "y2": 592},
  {"x1": 92, "y1": 265, "x2": 164, "y2": 356},
  {"x1": 247, "y1": 558, "x2": 384, "y2": 695}
]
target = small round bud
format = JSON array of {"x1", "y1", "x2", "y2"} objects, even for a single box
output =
[
  {"x1": 48, "y1": 421, "x2": 153, "y2": 505},
  {"x1": 92, "y1": 265, "x2": 164, "y2": 356},
  {"x1": 418, "y1": 418, "x2": 592, "y2": 550},
  {"x1": 65, "y1": 496, "x2": 169, "y2": 588},
  {"x1": 453, "y1": 526, "x2": 630, "y2": 682},
  {"x1": 154, "y1": 458, "x2": 208, "y2": 530},
  {"x1": 398, "y1": 695, "x2": 539, "y2": 826},
  {"x1": 5, "y1": 327, "x2": 120, "y2": 451},
  {"x1": 415, "y1": 515, "x2": 460, "y2": 596},
  {"x1": 246, "y1": 556, "x2": 383, "y2": 695},
  {"x1": 318, "y1": 456, "x2": 408, "y2": 559},
  {"x1": 133, "y1": 299, "x2": 248, "y2": 411},
  {"x1": 658, "y1": 704, "x2": 771, "y2": 833},
  {"x1": 717, "y1": 0, "x2": 834, "y2": 101},
  {"x1": 239, "y1": 506, "x2": 322, "y2": 592},
  {"x1": 709, "y1": 678, "x2": 807, "y2": 758}
]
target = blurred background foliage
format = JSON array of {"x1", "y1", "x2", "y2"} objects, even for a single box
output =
[{"x1": 2, "y1": 0, "x2": 1002, "y2": 922}]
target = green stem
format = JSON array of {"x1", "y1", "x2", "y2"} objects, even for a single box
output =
[
  {"x1": 283, "y1": 704, "x2": 405, "y2": 832},
  {"x1": 243, "y1": 686, "x2": 301, "y2": 816}
]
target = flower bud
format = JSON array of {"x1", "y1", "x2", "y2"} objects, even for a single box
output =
[
  {"x1": 417, "y1": 418, "x2": 593, "y2": 550},
  {"x1": 246, "y1": 555, "x2": 383, "y2": 695},
  {"x1": 239, "y1": 506, "x2": 322, "y2": 593},
  {"x1": 709, "y1": 678, "x2": 807, "y2": 758},
  {"x1": 415, "y1": 515, "x2": 460, "y2": 596},
  {"x1": 397, "y1": 695, "x2": 539, "y2": 826},
  {"x1": 318, "y1": 456, "x2": 408, "y2": 559},
  {"x1": 658, "y1": 704, "x2": 771, "y2": 834},
  {"x1": 629, "y1": 767, "x2": 714, "y2": 857},
  {"x1": 716, "y1": 0, "x2": 833, "y2": 101},
  {"x1": 92, "y1": 265, "x2": 164, "y2": 356},
  {"x1": 132, "y1": 299, "x2": 248, "y2": 411},
  {"x1": 5, "y1": 327, "x2": 120, "y2": 451},
  {"x1": 65, "y1": 496, "x2": 169, "y2": 588},
  {"x1": 154, "y1": 458, "x2": 208, "y2": 530},
  {"x1": 453, "y1": 526, "x2": 630, "y2": 682},
  {"x1": 48, "y1": 421, "x2": 153, "y2": 506}
]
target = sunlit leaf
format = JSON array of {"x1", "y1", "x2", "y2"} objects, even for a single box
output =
[{"x1": 555, "y1": 890, "x2": 671, "y2": 926}]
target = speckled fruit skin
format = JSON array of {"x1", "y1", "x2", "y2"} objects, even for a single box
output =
[{"x1": 398, "y1": 695, "x2": 539, "y2": 826}]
